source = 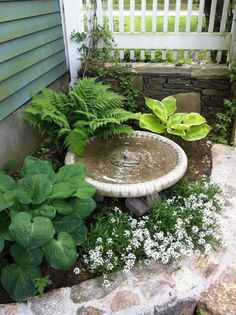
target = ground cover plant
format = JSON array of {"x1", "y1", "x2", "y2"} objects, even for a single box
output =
[
  {"x1": 81, "y1": 177, "x2": 225, "y2": 286},
  {"x1": 0, "y1": 156, "x2": 96, "y2": 301}
]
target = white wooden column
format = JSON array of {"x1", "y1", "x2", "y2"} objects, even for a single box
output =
[
  {"x1": 60, "y1": 0, "x2": 84, "y2": 85},
  {"x1": 229, "y1": 6, "x2": 236, "y2": 62}
]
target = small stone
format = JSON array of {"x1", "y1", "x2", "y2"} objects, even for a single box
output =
[
  {"x1": 0, "y1": 304, "x2": 18, "y2": 315},
  {"x1": 76, "y1": 306, "x2": 105, "y2": 315},
  {"x1": 198, "y1": 262, "x2": 236, "y2": 315},
  {"x1": 154, "y1": 297, "x2": 197, "y2": 315},
  {"x1": 140, "y1": 280, "x2": 176, "y2": 301},
  {"x1": 70, "y1": 273, "x2": 127, "y2": 303},
  {"x1": 171, "y1": 267, "x2": 200, "y2": 293},
  {"x1": 111, "y1": 290, "x2": 140, "y2": 312},
  {"x1": 125, "y1": 197, "x2": 149, "y2": 216},
  {"x1": 29, "y1": 288, "x2": 70, "y2": 315}
]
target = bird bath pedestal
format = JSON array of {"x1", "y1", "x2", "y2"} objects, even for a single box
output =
[{"x1": 65, "y1": 131, "x2": 188, "y2": 216}]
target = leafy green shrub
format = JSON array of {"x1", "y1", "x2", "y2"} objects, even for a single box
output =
[
  {"x1": 139, "y1": 96, "x2": 211, "y2": 141},
  {"x1": 0, "y1": 156, "x2": 96, "y2": 301},
  {"x1": 24, "y1": 78, "x2": 136, "y2": 156},
  {"x1": 81, "y1": 177, "x2": 224, "y2": 285}
]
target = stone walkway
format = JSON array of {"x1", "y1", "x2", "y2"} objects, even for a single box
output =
[{"x1": 0, "y1": 144, "x2": 236, "y2": 315}]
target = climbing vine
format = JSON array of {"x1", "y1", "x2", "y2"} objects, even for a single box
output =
[{"x1": 71, "y1": 1, "x2": 139, "y2": 112}]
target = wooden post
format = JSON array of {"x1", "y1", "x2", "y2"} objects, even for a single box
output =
[{"x1": 59, "y1": 0, "x2": 84, "y2": 85}]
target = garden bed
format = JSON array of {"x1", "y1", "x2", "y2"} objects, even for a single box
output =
[{"x1": 0, "y1": 138, "x2": 212, "y2": 304}]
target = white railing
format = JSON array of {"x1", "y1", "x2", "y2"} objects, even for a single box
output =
[{"x1": 60, "y1": 0, "x2": 236, "y2": 84}]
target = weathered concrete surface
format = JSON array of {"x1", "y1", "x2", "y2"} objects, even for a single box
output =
[
  {"x1": 1, "y1": 144, "x2": 236, "y2": 315},
  {"x1": 0, "y1": 73, "x2": 69, "y2": 169}
]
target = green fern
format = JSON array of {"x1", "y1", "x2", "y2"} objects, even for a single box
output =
[{"x1": 24, "y1": 78, "x2": 137, "y2": 156}]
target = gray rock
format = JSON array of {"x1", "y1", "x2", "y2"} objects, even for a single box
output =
[
  {"x1": 173, "y1": 92, "x2": 201, "y2": 113},
  {"x1": 125, "y1": 197, "x2": 149, "y2": 216},
  {"x1": 29, "y1": 288, "x2": 70, "y2": 315},
  {"x1": 76, "y1": 306, "x2": 105, "y2": 315},
  {"x1": 111, "y1": 290, "x2": 140, "y2": 312},
  {"x1": 70, "y1": 273, "x2": 127, "y2": 303},
  {"x1": 154, "y1": 298, "x2": 197, "y2": 315}
]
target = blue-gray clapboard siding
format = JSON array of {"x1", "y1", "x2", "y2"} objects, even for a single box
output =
[{"x1": 0, "y1": 0, "x2": 68, "y2": 121}]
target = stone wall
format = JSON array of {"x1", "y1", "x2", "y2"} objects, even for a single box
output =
[{"x1": 122, "y1": 64, "x2": 231, "y2": 122}]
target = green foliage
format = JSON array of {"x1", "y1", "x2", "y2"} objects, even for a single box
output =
[
  {"x1": 210, "y1": 98, "x2": 236, "y2": 145},
  {"x1": 140, "y1": 96, "x2": 211, "y2": 141},
  {"x1": 0, "y1": 156, "x2": 96, "y2": 301},
  {"x1": 24, "y1": 78, "x2": 136, "y2": 156},
  {"x1": 34, "y1": 275, "x2": 52, "y2": 295}
]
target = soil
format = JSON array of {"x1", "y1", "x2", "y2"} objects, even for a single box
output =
[{"x1": 0, "y1": 139, "x2": 212, "y2": 304}]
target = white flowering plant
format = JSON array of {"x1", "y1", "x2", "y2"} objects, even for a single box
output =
[{"x1": 80, "y1": 177, "x2": 225, "y2": 285}]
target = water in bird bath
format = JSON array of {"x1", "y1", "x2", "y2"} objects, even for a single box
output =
[{"x1": 74, "y1": 137, "x2": 177, "y2": 184}]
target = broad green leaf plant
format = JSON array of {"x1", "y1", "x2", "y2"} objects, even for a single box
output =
[
  {"x1": 139, "y1": 96, "x2": 211, "y2": 141},
  {"x1": 0, "y1": 156, "x2": 96, "y2": 302}
]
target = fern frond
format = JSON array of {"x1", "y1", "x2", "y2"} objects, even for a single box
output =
[
  {"x1": 64, "y1": 128, "x2": 88, "y2": 156},
  {"x1": 96, "y1": 125, "x2": 133, "y2": 138}
]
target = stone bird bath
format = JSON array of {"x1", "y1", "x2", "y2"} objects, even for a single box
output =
[{"x1": 65, "y1": 131, "x2": 188, "y2": 215}]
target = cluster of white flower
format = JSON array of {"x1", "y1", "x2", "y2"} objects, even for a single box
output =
[{"x1": 82, "y1": 181, "x2": 225, "y2": 286}]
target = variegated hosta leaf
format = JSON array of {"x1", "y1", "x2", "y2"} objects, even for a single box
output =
[
  {"x1": 182, "y1": 113, "x2": 206, "y2": 126},
  {"x1": 161, "y1": 96, "x2": 177, "y2": 115},
  {"x1": 181, "y1": 124, "x2": 211, "y2": 141},
  {"x1": 145, "y1": 98, "x2": 168, "y2": 123},
  {"x1": 139, "y1": 114, "x2": 166, "y2": 133}
]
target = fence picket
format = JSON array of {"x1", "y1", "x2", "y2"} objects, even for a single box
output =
[
  {"x1": 216, "y1": 0, "x2": 230, "y2": 63},
  {"x1": 162, "y1": 50, "x2": 167, "y2": 60},
  {"x1": 130, "y1": 0, "x2": 135, "y2": 32},
  {"x1": 96, "y1": 0, "x2": 103, "y2": 26},
  {"x1": 208, "y1": 0, "x2": 217, "y2": 32},
  {"x1": 130, "y1": 50, "x2": 135, "y2": 61},
  {"x1": 141, "y1": 0, "x2": 146, "y2": 32},
  {"x1": 186, "y1": 0, "x2": 192, "y2": 32},
  {"x1": 163, "y1": 0, "x2": 169, "y2": 32},
  {"x1": 119, "y1": 0, "x2": 124, "y2": 32},
  {"x1": 197, "y1": 0, "x2": 205, "y2": 32},
  {"x1": 152, "y1": 0, "x2": 158, "y2": 33},
  {"x1": 174, "y1": 0, "x2": 181, "y2": 32},
  {"x1": 108, "y1": 0, "x2": 114, "y2": 31},
  {"x1": 151, "y1": 50, "x2": 156, "y2": 60}
]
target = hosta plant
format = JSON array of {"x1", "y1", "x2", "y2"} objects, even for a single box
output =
[
  {"x1": 139, "y1": 96, "x2": 211, "y2": 141},
  {"x1": 0, "y1": 156, "x2": 96, "y2": 302}
]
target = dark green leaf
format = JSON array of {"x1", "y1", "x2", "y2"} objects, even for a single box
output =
[
  {"x1": 9, "y1": 212, "x2": 55, "y2": 250},
  {"x1": 16, "y1": 174, "x2": 52, "y2": 205},
  {"x1": 51, "y1": 200, "x2": 74, "y2": 215},
  {"x1": 1, "y1": 264, "x2": 41, "y2": 301},
  {"x1": 10, "y1": 244, "x2": 43, "y2": 266},
  {"x1": 70, "y1": 224, "x2": 87, "y2": 245},
  {"x1": 73, "y1": 182, "x2": 96, "y2": 199},
  {"x1": 53, "y1": 213, "x2": 81, "y2": 233},
  {"x1": 70, "y1": 198, "x2": 96, "y2": 218},
  {"x1": 21, "y1": 156, "x2": 55, "y2": 180},
  {"x1": 44, "y1": 232, "x2": 77, "y2": 270},
  {"x1": 49, "y1": 182, "x2": 76, "y2": 199}
]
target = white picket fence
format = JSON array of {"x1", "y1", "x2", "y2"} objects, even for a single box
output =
[{"x1": 59, "y1": 0, "x2": 236, "y2": 84}]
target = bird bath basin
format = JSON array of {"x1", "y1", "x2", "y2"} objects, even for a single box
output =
[{"x1": 65, "y1": 131, "x2": 188, "y2": 214}]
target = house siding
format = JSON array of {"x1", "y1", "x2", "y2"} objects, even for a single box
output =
[{"x1": 0, "y1": 0, "x2": 67, "y2": 121}]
